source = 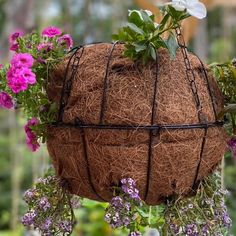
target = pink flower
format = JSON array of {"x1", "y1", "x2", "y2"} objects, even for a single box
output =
[
  {"x1": 37, "y1": 43, "x2": 53, "y2": 52},
  {"x1": 0, "y1": 64, "x2": 3, "y2": 69},
  {"x1": 20, "y1": 68, "x2": 36, "y2": 85},
  {"x1": 24, "y1": 118, "x2": 40, "y2": 152},
  {"x1": 42, "y1": 26, "x2": 62, "y2": 38},
  {"x1": 11, "y1": 53, "x2": 34, "y2": 68},
  {"x1": 10, "y1": 43, "x2": 19, "y2": 52},
  {"x1": 7, "y1": 75, "x2": 28, "y2": 93},
  {"x1": 57, "y1": 34, "x2": 73, "y2": 48},
  {"x1": 9, "y1": 31, "x2": 23, "y2": 43},
  {"x1": 0, "y1": 92, "x2": 14, "y2": 109}
]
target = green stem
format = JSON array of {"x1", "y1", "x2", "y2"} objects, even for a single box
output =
[{"x1": 148, "y1": 206, "x2": 152, "y2": 225}]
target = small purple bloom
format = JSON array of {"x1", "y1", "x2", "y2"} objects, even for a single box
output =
[
  {"x1": 111, "y1": 196, "x2": 123, "y2": 208},
  {"x1": 40, "y1": 218, "x2": 52, "y2": 231},
  {"x1": 42, "y1": 26, "x2": 62, "y2": 38},
  {"x1": 59, "y1": 220, "x2": 72, "y2": 233},
  {"x1": 21, "y1": 210, "x2": 37, "y2": 226},
  {"x1": 23, "y1": 188, "x2": 37, "y2": 203},
  {"x1": 129, "y1": 231, "x2": 142, "y2": 236},
  {"x1": 123, "y1": 217, "x2": 130, "y2": 226},
  {"x1": 0, "y1": 92, "x2": 14, "y2": 109},
  {"x1": 70, "y1": 196, "x2": 81, "y2": 209},
  {"x1": 38, "y1": 197, "x2": 51, "y2": 212}
]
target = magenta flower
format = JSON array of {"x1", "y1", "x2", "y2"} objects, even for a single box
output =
[
  {"x1": 7, "y1": 75, "x2": 28, "y2": 93},
  {"x1": 10, "y1": 43, "x2": 19, "y2": 52},
  {"x1": 0, "y1": 92, "x2": 14, "y2": 109},
  {"x1": 20, "y1": 68, "x2": 36, "y2": 85},
  {"x1": 42, "y1": 26, "x2": 62, "y2": 38},
  {"x1": 11, "y1": 53, "x2": 34, "y2": 68},
  {"x1": 0, "y1": 64, "x2": 3, "y2": 69},
  {"x1": 24, "y1": 118, "x2": 40, "y2": 152},
  {"x1": 58, "y1": 34, "x2": 73, "y2": 48},
  {"x1": 37, "y1": 43, "x2": 53, "y2": 51},
  {"x1": 9, "y1": 31, "x2": 23, "y2": 43},
  {"x1": 227, "y1": 137, "x2": 236, "y2": 161}
]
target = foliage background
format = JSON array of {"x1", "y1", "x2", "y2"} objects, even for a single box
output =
[{"x1": 0, "y1": 0, "x2": 235, "y2": 235}]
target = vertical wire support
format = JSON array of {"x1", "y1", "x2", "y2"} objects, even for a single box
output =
[
  {"x1": 57, "y1": 46, "x2": 84, "y2": 123},
  {"x1": 175, "y1": 27, "x2": 203, "y2": 123},
  {"x1": 144, "y1": 49, "x2": 160, "y2": 201},
  {"x1": 80, "y1": 127, "x2": 107, "y2": 201},
  {"x1": 192, "y1": 127, "x2": 208, "y2": 188},
  {"x1": 195, "y1": 55, "x2": 218, "y2": 121},
  {"x1": 99, "y1": 41, "x2": 119, "y2": 124}
]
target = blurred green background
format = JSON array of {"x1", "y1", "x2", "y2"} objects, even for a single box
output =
[{"x1": 0, "y1": 0, "x2": 235, "y2": 235}]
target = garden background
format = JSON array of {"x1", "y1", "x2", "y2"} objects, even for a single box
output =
[{"x1": 0, "y1": 0, "x2": 235, "y2": 235}]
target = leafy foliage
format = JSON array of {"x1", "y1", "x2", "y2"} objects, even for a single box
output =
[
  {"x1": 112, "y1": 7, "x2": 190, "y2": 63},
  {"x1": 210, "y1": 59, "x2": 236, "y2": 133}
]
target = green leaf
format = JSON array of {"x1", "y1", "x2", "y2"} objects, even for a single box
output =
[
  {"x1": 128, "y1": 10, "x2": 144, "y2": 26},
  {"x1": 159, "y1": 14, "x2": 170, "y2": 30},
  {"x1": 126, "y1": 22, "x2": 145, "y2": 35},
  {"x1": 217, "y1": 104, "x2": 236, "y2": 119},
  {"x1": 150, "y1": 45, "x2": 157, "y2": 60},
  {"x1": 166, "y1": 33, "x2": 178, "y2": 58},
  {"x1": 140, "y1": 10, "x2": 155, "y2": 23},
  {"x1": 134, "y1": 43, "x2": 147, "y2": 53}
]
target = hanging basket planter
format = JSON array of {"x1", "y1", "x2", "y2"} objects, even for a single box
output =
[{"x1": 46, "y1": 42, "x2": 226, "y2": 206}]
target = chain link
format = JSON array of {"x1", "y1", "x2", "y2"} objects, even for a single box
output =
[{"x1": 175, "y1": 27, "x2": 204, "y2": 122}]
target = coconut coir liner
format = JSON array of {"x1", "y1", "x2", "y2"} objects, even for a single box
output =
[{"x1": 47, "y1": 43, "x2": 226, "y2": 205}]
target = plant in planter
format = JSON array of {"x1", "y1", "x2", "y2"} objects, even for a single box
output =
[{"x1": 0, "y1": 0, "x2": 233, "y2": 235}]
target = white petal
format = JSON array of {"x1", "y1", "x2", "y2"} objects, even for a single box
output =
[
  {"x1": 186, "y1": 2, "x2": 207, "y2": 19},
  {"x1": 171, "y1": 0, "x2": 186, "y2": 11}
]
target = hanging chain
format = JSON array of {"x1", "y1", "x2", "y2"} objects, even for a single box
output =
[
  {"x1": 175, "y1": 27, "x2": 204, "y2": 122},
  {"x1": 57, "y1": 46, "x2": 84, "y2": 122}
]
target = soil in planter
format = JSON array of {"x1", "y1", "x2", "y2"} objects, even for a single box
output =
[{"x1": 47, "y1": 43, "x2": 226, "y2": 205}]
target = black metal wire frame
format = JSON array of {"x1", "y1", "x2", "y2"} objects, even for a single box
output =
[{"x1": 55, "y1": 34, "x2": 224, "y2": 201}]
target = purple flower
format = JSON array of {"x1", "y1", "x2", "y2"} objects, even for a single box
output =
[
  {"x1": 42, "y1": 26, "x2": 62, "y2": 38},
  {"x1": 121, "y1": 178, "x2": 141, "y2": 201},
  {"x1": 0, "y1": 92, "x2": 14, "y2": 109},
  {"x1": 38, "y1": 197, "x2": 51, "y2": 212},
  {"x1": 59, "y1": 220, "x2": 72, "y2": 233},
  {"x1": 104, "y1": 213, "x2": 111, "y2": 223},
  {"x1": 21, "y1": 210, "x2": 37, "y2": 226},
  {"x1": 11, "y1": 53, "x2": 34, "y2": 68},
  {"x1": 70, "y1": 196, "x2": 81, "y2": 209},
  {"x1": 222, "y1": 212, "x2": 232, "y2": 227},
  {"x1": 57, "y1": 34, "x2": 73, "y2": 48},
  {"x1": 170, "y1": 224, "x2": 180, "y2": 234},
  {"x1": 23, "y1": 188, "x2": 37, "y2": 203},
  {"x1": 123, "y1": 217, "x2": 130, "y2": 226},
  {"x1": 111, "y1": 196, "x2": 123, "y2": 208},
  {"x1": 37, "y1": 43, "x2": 53, "y2": 52},
  {"x1": 129, "y1": 231, "x2": 142, "y2": 236},
  {"x1": 40, "y1": 218, "x2": 52, "y2": 231}
]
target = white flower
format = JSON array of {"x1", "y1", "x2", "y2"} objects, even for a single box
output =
[{"x1": 170, "y1": 0, "x2": 207, "y2": 19}]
